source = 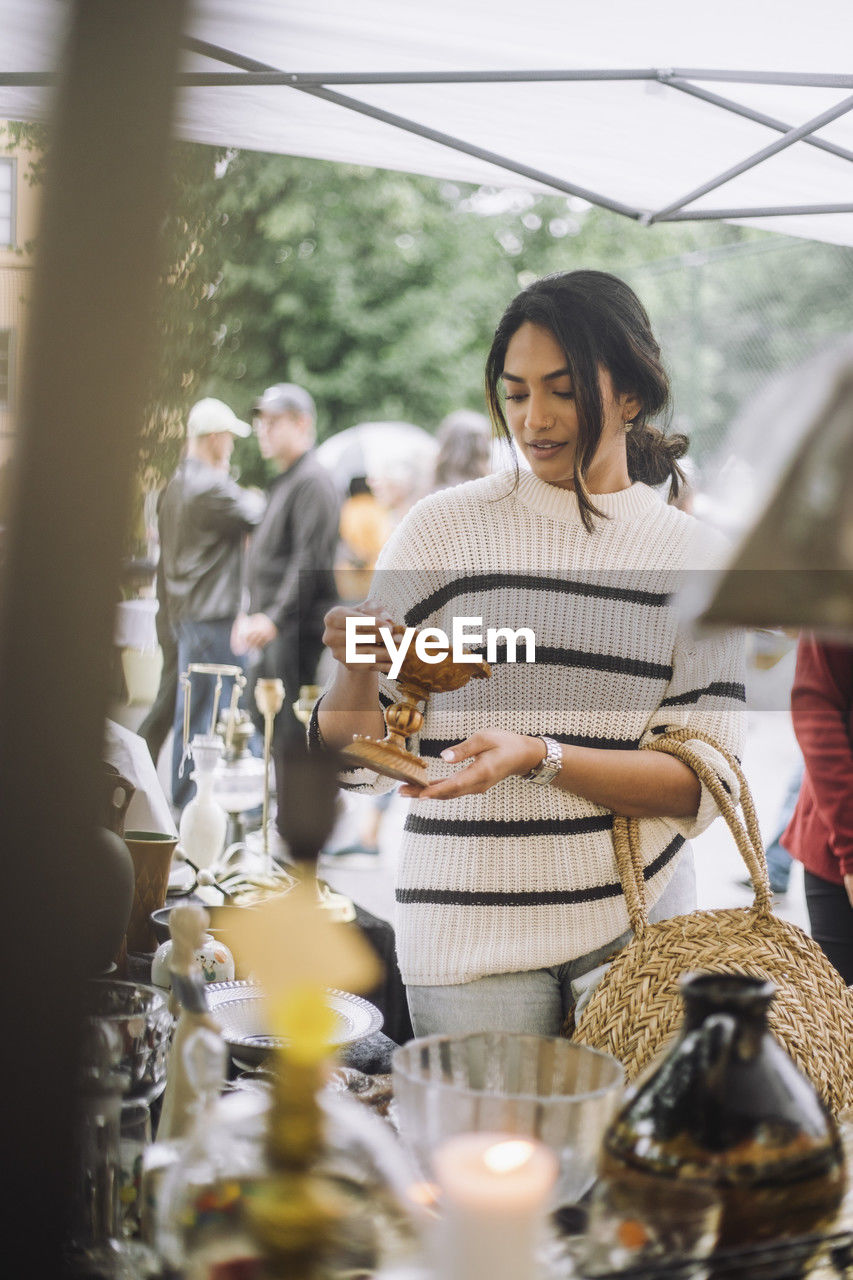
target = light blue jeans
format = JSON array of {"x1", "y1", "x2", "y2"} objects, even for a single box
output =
[{"x1": 406, "y1": 847, "x2": 696, "y2": 1038}]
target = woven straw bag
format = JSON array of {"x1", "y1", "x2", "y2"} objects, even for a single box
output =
[{"x1": 573, "y1": 728, "x2": 853, "y2": 1114}]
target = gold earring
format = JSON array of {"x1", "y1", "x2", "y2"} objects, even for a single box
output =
[{"x1": 623, "y1": 418, "x2": 634, "y2": 432}]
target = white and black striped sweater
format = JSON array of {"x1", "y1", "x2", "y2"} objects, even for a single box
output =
[{"x1": 313, "y1": 470, "x2": 745, "y2": 987}]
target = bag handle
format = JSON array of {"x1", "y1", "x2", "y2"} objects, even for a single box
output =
[{"x1": 614, "y1": 727, "x2": 774, "y2": 939}]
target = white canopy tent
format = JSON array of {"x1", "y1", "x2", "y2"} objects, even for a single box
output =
[
  {"x1": 0, "y1": 7, "x2": 851, "y2": 1263},
  {"x1": 3, "y1": 0, "x2": 853, "y2": 247}
]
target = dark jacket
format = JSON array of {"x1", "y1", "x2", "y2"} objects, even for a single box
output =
[
  {"x1": 782, "y1": 637, "x2": 853, "y2": 884},
  {"x1": 245, "y1": 450, "x2": 340, "y2": 636},
  {"x1": 158, "y1": 456, "x2": 264, "y2": 625}
]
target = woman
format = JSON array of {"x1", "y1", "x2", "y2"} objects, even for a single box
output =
[
  {"x1": 313, "y1": 270, "x2": 745, "y2": 1036},
  {"x1": 782, "y1": 637, "x2": 853, "y2": 984}
]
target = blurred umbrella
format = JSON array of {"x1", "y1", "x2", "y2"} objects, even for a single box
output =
[{"x1": 316, "y1": 421, "x2": 437, "y2": 495}]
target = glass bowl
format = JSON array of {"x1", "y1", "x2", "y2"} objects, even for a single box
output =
[
  {"x1": 392, "y1": 1032, "x2": 624, "y2": 1206},
  {"x1": 83, "y1": 979, "x2": 172, "y2": 1099}
]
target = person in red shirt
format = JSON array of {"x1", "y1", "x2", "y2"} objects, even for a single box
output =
[{"x1": 782, "y1": 636, "x2": 853, "y2": 984}]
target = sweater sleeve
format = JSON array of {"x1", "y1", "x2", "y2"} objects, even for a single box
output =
[
  {"x1": 790, "y1": 638, "x2": 853, "y2": 875},
  {"x1": 641, "y1": 621, "x2": 747, "y2": 840}
]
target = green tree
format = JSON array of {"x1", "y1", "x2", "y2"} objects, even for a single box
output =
[
  {"x1": 194, "y1": 151, "x2": 770, "y2": 480},
  {"x1": 10, "y1": 123, "x2": 853, "y2": 497}
]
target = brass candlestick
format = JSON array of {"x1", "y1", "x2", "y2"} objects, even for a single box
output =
[
  {"x1": 340, "y1": 631, "x2": 491, "y2": 784},
  {"x1": 290, "y1": 689, "x2": 356, "y2": 924},
  {"x1": 254, "y1": 677, "x2": 285, "y2": 874},
  {"x1": 292, "y1": 684, "x2": 322, "y2": 729}
]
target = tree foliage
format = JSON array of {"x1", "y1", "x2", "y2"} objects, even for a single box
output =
[{"x1": 6, "y1": 123, "x2": 853, "y2": 501}]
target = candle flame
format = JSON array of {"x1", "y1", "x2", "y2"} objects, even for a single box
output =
[{"x1": 483, "y1": 1139, "x2": 535, "y2": 1174}]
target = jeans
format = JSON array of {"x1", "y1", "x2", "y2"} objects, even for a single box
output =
[
  {"x1": 804, "y1": 868, "x2": 853, "y2": 986},
  {"x1": 763, "y1": 760, "x2": 803, "y2": 893},
  {"x1": 171, "y1": 618, "x2": 246, "y2": 809},
  {"x1": 406, "y1": 845, "x2": 697, "y2": 1038}
]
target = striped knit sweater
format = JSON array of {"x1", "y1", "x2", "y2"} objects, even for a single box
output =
[{"x1": 315, "y1": 470, "x2": 745, "y2": 987}]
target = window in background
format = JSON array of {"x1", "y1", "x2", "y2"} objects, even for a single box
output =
[
  {"x1": 0, "y1": 159, "x2": 15, "y2": 247},
  {"x1": 0, "y1": 330, "x2": 12, "y2": 409}
]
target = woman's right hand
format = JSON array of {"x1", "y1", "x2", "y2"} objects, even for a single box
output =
[{"x1": 323, "y1": 598, "x2": 400, "y2": 674}]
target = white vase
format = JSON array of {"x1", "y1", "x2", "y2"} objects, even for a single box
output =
[{"x1": 179, "y1": 769, "x2": 227, "y2": 871}]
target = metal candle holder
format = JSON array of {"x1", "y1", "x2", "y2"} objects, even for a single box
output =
[{"x1": 180, "y1": 662, "x2": 247, "y2": 773}]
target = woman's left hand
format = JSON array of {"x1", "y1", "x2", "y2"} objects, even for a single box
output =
[{"x1": 398, "y1": 731, "x2": 546, "y2": 800}]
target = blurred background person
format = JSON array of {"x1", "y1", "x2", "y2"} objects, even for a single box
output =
[
  {"x1": 334, "y1": 475, "x2": 391, "y2": 603},
  {"x1": 158, "y1": 397, "x2": 264, "y2": 809},
  {"x1": 432, "y1": 408, "x2": 493, "y2": 491},
  {"x1": 232, "y1": 383, "x2": 340, "y2": 753},
  {"x1": 782, "y1": 636, "x2": 853, "y2": 984}
]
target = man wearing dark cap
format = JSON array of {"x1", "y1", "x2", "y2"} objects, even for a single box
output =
[
  {"x1": 158, "y1": 397, "x2": 265, "y2": 807},
  {"x1": 231, "y1": 383, "x2": 340, "y2": 750}
]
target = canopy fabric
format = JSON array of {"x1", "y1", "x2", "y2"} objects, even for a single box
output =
[{"x1": 3, "y1": 0, "x2": 853, "y2": 246}]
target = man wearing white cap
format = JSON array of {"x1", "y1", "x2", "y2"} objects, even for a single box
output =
[{"x1": 158, "y1": 398, "x2": 265, "y2": 808}]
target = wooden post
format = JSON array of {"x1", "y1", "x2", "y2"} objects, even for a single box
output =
[{"x1": 0, "y1": 1, "x2": 187, "y2": 1267}]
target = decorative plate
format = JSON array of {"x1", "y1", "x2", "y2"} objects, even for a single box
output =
[{"x1": 205, "y1": 980, "x2": 384, "y2": 1067}]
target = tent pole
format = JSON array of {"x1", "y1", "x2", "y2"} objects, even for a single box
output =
[
  {"x1": 664, "y1": 77, "x2": 853, "y2": 166},
  {"x1": 177, "y1": 37, "x2": 645, "y2": 218},
  {"x1": 648, "y1": 92, "x2": 853, "y2": 222},
  {"x1": 658, "y1": 202, "x2": 853, "y2": 220}
]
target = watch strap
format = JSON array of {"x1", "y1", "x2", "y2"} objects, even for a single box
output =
[{"x1": 524, "y1": 736, "x2": 563, "y2": 785}]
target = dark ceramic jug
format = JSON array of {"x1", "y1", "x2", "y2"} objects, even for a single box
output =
[
  {"x1": 100, "y1": 762, "x2": 135, "y2": 836},
  {"x1": 600, "y1": 971, "x2": 845, "y2": 1246},
  {"x1": 81, "y1": 763, "x2": 136, "y2": 975},
  {"x1": 81, "y1": 827, "x2": 135, "y2": 976}
]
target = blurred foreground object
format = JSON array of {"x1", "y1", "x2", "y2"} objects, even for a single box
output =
[{"x1": 699, "y1": 338, "x2": 853, "y2": 634}]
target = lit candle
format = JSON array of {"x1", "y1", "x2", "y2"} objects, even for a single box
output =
[{"x1": 432, "y1": 1132, "x2": 558, "y2": 1280}]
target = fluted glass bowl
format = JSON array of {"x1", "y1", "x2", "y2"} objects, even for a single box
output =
[{"x1": 392, "y1": 1032, "x2": 624, "y2": 1206}]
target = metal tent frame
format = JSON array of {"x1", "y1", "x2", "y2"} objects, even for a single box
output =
[{"x1": 6, "y1": 40, "x2": 852, "y2": 226}]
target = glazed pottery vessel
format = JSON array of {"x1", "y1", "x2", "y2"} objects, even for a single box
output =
[
  {"x1": 100, "y1": 762, "x2": 135, "y2": 835},
  {"x1": 124, "y1": 830, "x2": 179, "y2": 953},
  {"x1": 151, "y1": 933, "x2": 235, "y2": 989},
  {"x1": 600, "y1": 971, "x2": 845, "y2": 1246}
]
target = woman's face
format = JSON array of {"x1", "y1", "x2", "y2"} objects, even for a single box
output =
[{"x1": 501, "y1": 321, "x2": 637, "y2": 493}]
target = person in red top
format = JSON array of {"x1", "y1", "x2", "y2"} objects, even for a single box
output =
[{"x1": 782, "y1": 636, "x2": 853, "y2": 984}]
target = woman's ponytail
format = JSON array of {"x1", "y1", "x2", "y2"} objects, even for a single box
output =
[{"x1": 626, "y1": 420, "x2": 689, "y2": 502}]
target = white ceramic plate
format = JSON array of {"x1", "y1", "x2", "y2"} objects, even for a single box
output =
[{"x1": 205, "y1": 980, "x2": 383, "y2": 1066}]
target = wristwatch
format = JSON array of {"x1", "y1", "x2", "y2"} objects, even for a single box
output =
[{"x1": 523, "y1": 736, "x2": 563, "y2": 786}]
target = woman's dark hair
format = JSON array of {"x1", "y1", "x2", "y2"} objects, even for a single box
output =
[{"x1": 485, "y1": 270, "x2": 688, "y2": 530}]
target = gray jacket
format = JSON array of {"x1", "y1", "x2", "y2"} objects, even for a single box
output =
[
  {"x1": 158, "y1": 456, "x2": 264, "y2": 625},
  {"x1": 245, "y1": 450, "x2": 340, "y2": 634}
]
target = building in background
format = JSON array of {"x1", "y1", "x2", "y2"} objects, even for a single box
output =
[{"x1": 0, "y1": 123, "x2": 38, "y2": 483}]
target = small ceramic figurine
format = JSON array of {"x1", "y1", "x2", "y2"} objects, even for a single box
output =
[
  {"x1": 151, "y1": 928, "x2": 235, "y2": 990},
  {"x1": 157, "y1": 904, "x2": 227, "y2": 1143}
]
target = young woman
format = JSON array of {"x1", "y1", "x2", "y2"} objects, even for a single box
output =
[{"x1": 313, "y1": 270, "x2": 745, "y2": 1037}]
